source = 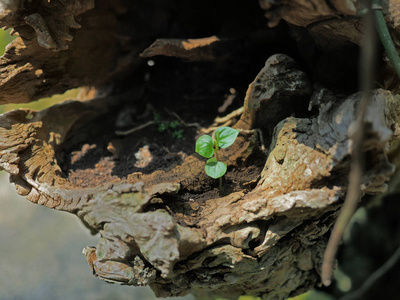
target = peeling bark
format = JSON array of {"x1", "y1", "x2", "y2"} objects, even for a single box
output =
[
  {"x1": 1, "y1": 0, "x2": 400, "y2": 299},
  {"x1": 140, "y1": 36, "x2": 220, "y2": 62}
]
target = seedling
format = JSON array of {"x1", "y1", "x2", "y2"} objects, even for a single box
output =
[
  {"x1": 195, "y1": 126, "x2": 239, "y2": 190},
  {"x1": 153, "y1": 112, "x2": 184, "y2": 139},
  {"x1": 172, "y1": 129, "x2": 183, "y2": 139}
]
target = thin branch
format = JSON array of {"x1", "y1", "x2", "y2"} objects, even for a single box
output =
[
  {"x1": 200, "y1": 107, "x2": 244, "y2": 134},
  {"x1": 115, "y1": 120, "x2": 155, "y2": 136},
  {"x1": 164, "y1": 108, "x2": 202, "y2": 129},
  {"x1": 321, "y1": 0, "x2": 377, "y2": 286},
  {"x1": 215, "y1": 107, "x2": 244, "y2": 124},
  {"x1": 339, "y1": 246, "x2": 400, "y2": 300}
]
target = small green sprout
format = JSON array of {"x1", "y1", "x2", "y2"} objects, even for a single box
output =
[
  {"x1": 195, "y1": 126, "x2": 239, "y2": 190},
  {"x1": 169, "y1": 120, "x2": 180, "y2": 129},
  {"x1": 153, "y1": 112, "x2": 184, "y2": 139},
  {"x1": 172, "y1": 129, "x2": 183, "y2": 139},
  {"x1": 158, "y1": 122, "x2": 168, "y2": 132}
]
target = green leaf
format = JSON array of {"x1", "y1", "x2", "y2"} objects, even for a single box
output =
[
  {"x1": 169, "y1": 120, "x2": 180, "y2": 129},
  {"x1": 195, "y1": 135, "x2": 214, "y2": 158},
  {"x1": 172, "y1": 129, "x2": 183, "y2": 139},
  {"x1": 153, "y1": 112, "x2": 161, "y2": 123},
  {"x1": 214, "y1": 127, "x2": 239, "y2": 148},
  {"x1": 205, "y1": 157, "x2": 227, "y2": 179},
  {"x1": 158, "y1": 123, "x2": 168, "y2": 132}
]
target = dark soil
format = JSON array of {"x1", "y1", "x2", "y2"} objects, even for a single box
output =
[{"x1": 59, "y1": 55, "x2": 267, "y2": 192}]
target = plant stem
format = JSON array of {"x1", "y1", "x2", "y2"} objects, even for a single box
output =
[
  {"x1": 372, "y1": 0, "x2": 400, "y2": 79},
  {"x1": 214, "y1": 145, "x2": 219, "y2": 161},
  {"x1": 214, "y1": 145, "x2": 223, "y2": 191}
]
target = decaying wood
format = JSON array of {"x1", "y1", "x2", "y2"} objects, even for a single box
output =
[
  {"x1": 1, "y1": 0, "x2": 400, "y2": 299},
  {"x1": 0, "y1": 0, "x2": 168, "y2": 105},
  {"x1": 260, "y1": 0, "x2": 358, "y2": 26},
  {"x1": 140, "y1": 36, "x2": 220, "y2": 62},
  {"x1": 258, "y1": 0, "x2": 400, "y2": 49},
  {"x1": 0, "y1": 0, "x2": 102, "y2": 104},
  {"x1": 0, "y1": 52, "x2": 398, "y2": 298}
]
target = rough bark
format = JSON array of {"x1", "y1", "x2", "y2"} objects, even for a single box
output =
[{"x1": 1, "y1": 0, "x2": 400, "y2": 299}]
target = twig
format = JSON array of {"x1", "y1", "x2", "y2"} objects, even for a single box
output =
[
  {"x1": 115, "y1": 120, "x2": 155, "y2": 136},
  {"x1": 339, "y1": 245, "x2": 400, "y2": 300},
  {"x1": 200, "y1": 120, "x2": 233, "y2": 134},
  {"x1": 165, "y1": 109, "x2": 202, "y2": 129},
  {"x1": 321, "y1": 0, "x2": 377, "y2": 286},
  {"x1": 215, "y1": 107, "x2": 244, "y2": 124},
  {"x1": 200, "y1": 107, "x2": 244, "y2": 134}
]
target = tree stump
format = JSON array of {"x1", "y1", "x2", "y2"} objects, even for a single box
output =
[{"x1": 1, "y1": 0, "x2": 400, "y2": 299}]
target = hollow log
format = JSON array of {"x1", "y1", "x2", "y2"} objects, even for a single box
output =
[{"x1": 1, "y1": 0, "x2": 400, "y2": 299}]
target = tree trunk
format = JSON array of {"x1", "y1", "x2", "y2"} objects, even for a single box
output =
[{"x1": 1, "y1": 0, "x2": 400, "y2": 299}]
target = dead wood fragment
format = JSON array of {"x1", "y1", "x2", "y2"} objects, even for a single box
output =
[
  {"x1": 386, "y1": 0, "x2": 400, "y2": 30},
  {"x1": 0, "y1": 0, "x2": 118, "y2": 104},
  {"x1": 237, "y1": 53, "x2": 312, "y2": 142},
  {"x1": 258, "y1": 0, "x2": 400, "y2": 50},
  {"x1": 0, "y1": 0, "x2": 168, "y2": 105},
  {"x1": 258, "y1": 0, "x2": 357, "y2": 28},
  {"x1": 140, "y1": 36, "x2": 220, "y2": 61}
]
